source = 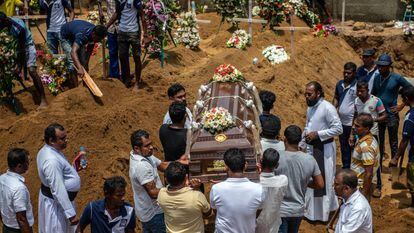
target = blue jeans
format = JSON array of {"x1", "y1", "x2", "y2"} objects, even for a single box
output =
[
  {"x1": 47, "y1": 31, "x2": 62, "y2": 54},
  {"x1": 339, "y1": 125, "x2": 352, "y2": 169},
  {"x1": 142, "y1": 213, "x2": 166, "y2": 233},
  {"x1": 107, "y1": 32, "x2": 120, "y2": 78},
  {"x1": 278, "y1": 217, "x2": 302, "y2": 233}
]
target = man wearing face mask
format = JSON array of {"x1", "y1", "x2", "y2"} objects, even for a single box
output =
[
  {"x1": 302, "y1": 81, "x2": 343, "y2": 222},
  {"x1": 37, "y1": 123, "x2": 81, "y2": 233},
  {"x1": 128, "y1": 129, "x2": 188, "y2": 233},
  {"x1": 334, "y1": 169, "x2": 372, "y2": 233},
  {"x1": 356, "y1": 48, "x2": 378, "y2": 92}
]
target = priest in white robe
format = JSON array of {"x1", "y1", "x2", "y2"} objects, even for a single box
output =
[
  {"x1": 37, "y1": 123, "x2": 81, "y2": 233},
  {"x1": 302, "y1": 81, "x2": 343, "y2": 222}
]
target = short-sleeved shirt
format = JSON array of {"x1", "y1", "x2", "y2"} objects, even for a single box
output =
[
  {"x1": 210, "y1": 177, "x2": 264, "y2": 233},
  {"x1": 354, "y1": 95, "x2": 385, "y2": 136},
  {"x1": 115, "y1": 0, "x2": 141, "y2": 33},
  {"x1": 351, "y1": 134, "x2": 380, "y2": 188},
  {"x1": 129, "y1": 151, "x2": 163, "y2": 222},
  {"x1": 0, "y1": 171, "x2": 34, "y2": 229},
  {"x1": 275, "y1": 150, "x2": 321, "y2": 217},
  {"x1": 60, "y1": 20, "x2": 95, "y2": 46},
  {"x1": 79, "y1": 199, "x2": 136, "y2": 233},
  {"x1": 11, "y1": 17, "x2": 34, "y2": 46},
  {"x1": 159, "y1": 124, "x2": 187, "y2": 161},
  {"x1": 40, "y1": 0, "x2": 71, "y2": 32},
  {"x1": 403, "y1": 108, "x2": 414, "y2": 163},
  {"x1": 356, "y1": 66, "x2": 378, "y2": 92},
  {"x1": 335, "y1": 79, "x2": 358, "y2": 126},
  {"x1": 371, "y1": 72, "x2": 412, "y2": 114},
  {"x1": 157, "y1": 187, "x2": 210, "y2": 233}
]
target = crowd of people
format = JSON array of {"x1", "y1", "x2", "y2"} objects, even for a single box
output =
[{"x1": 1, "y1": 1, "x2": 414, "y2": 233}]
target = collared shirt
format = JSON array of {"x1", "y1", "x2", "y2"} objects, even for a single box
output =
[
  {"x1": 40, "y1": 0, "x2": 71, "y2": 32},
  {"x1": 36, "y1": 144, "x2": 81, "y2": 219},
  {"x1": 60, "y1": 20, "x2": 95, "y2": 46},
  {"x1": 10, "y1": 17, "x2": 34, "y2": 46},
  {"x1": 163, "y1": 107, "x2": 193, "y2": 129},
  {"x1": 335, "y1": 190, "x2": 372, "y2": 233},
  {"x1": 79, "y1": 199, "x2": 136, "y2": 233},
  {"x1": 356, "y1": 65, "x2": 378, "y2": 92},
  {"x1": 115, "y1": 0, "x2": 141, "y2": 33},
  {"x1": 0, "y1": 0, "x2": 22, "y2": 16},
  {"x1": 354, "y1": 95, "x2": 385, "y2": 136},
  {"x1": 335, "y1": 79, "x2": 358, "y2": 126},
  {"x1": 260, "y1": 138, "x2": 285, "y2": 152},
  {"x1": 210, "y1": 177, "x2": 264, "y2": 233},
  {"x1": 403, "y1": 108, "x2": 414, "y2": 163},
  {"x1": 351, "y1": 134, "x2": 380, "y2": 188},
  {"x1": 0, "y1": 171, "x2": 34, "y2": 229},
  {"x1": 128, "y1": 151, "x2": 163, "y2": 223},
  {"x1": 371, "y1": 72, "x2": 412, "y2": 114},
  {"x1": 157, "y1": 187, "x2": 210, "y2": 233},
  {"x1": 106, "y1": 0, "x2": 118, "y2": 33}
]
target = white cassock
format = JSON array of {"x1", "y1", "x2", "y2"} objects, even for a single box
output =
[
  {"x1": 302, "y1": 99, "x2": 343, "y2": 222},
  {"x1": 37, "y1": 144, "x2": 81, "y2": 233}
]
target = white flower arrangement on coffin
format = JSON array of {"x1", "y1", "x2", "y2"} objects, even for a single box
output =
[
  {"x1": 226, "y1": 30, "x2": 251, "y2": 50},
  {"x1": 262, "y1": 45, "x2": 290, "y2": 65},
  {"x1": 175, "y1": 11, "x2": 201, "y2": 49},
  {"x1": 201, "y1": 107, "x2": 236, "y2": 135}
]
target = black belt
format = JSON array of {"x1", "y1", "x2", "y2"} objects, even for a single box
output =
[
  {"x1": 307, "y1": 137, "x2": 334, "y2": 146},
  {"x1": 41, "y1": 184, "x2": 78, "y2": 202},
  {"x1": 3, "y1": 225, "x2": 21, "y2": 233}
]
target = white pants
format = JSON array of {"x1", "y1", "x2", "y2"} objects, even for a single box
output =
[{"x1": 38, "y1": 191, "x2": 76, "y2": 233}]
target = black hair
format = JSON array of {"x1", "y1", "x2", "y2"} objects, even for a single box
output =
[
  {"x1": 356, "y1": 81, "x2": 369, "y2": 90},
  {"x1": 356, "y1": 113, "x2": 374, "y2": 130},
  {"x1": 223, "y1": 148, "x2": 246, "y2": 173},
  {"x1": 284, "y1": 125, "x2": 302, "y2": 145},
  {"x1": 130, "y1": 130, "x2": 150, "y2": 148},
  {"x1": 165, "y1": 162, "x2": 187, "y2": 187},
  {"x1": 337, "y1": 169, "x2": 358, "y2": 189},
  {"x1": 167, "y1": 83, "x2": 185, "y2": 98},
  {"x1": 44, "y1": 123, "x2": 65, "y2": 143},
  {"x1": 259, "y1": 90, "x2": 276, "y2": 112},
  {"x1": 7, "y1": 148, "x2": 29, "y2": 169},
  {"x1": 92, "y1": 25, "x2": 107, "y2": 40},
  {"x1": 344, "y1": 62, "x2": 357, "y2": 72},
  {"x1": 260, "y1": 115, "x2": 281, "y2": 139},
  {"x1": 169, "y1": 102, "x2": 187, "y2": 124},
  {"x1": 262, "y1": 148, "x2": 279, "y2": 170},
  {"x1": 306, "y1": 81, "x2": 325, "y2": 98},
  {"x1": 401, "y1": 85, "x2": 414, "y2": 102},
  {"x1": 103, "y1": 176, "x2": 127, "y2": 196}
]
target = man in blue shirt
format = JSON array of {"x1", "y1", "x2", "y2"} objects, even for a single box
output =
[
  {"x1": 40, "y1": 0, "x2": 74, "y2": 54},
  {"x1": 60, "y1": 20, "x2": 107, "y2": 87},
  {"x1": 77, "y1": 176, "x2": 136, "y2": 233},
  {"x1": 356, "y1": 48, "x2": 378, "y2": 92},
  {"x1": 390, "y1": 85, "x2": 414, "y2": 207},
  {"x1": 371, "y1": 53, "x2": 412, "y2": 198}
]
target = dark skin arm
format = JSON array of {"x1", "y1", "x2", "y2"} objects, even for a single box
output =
[
  {"x1": 16, "y1": 211, "x2": 33, "y2": 233},
  {"x1": 390, "y1": 137, "x2": 409, "y2": 167},
  {"x1": 143, "y1": 180, "x2": 161, "y2": 199},
  {"x1": 376, "y1": 111, "x2": 387, "y2": 123},
  {"x1": 362, "y1": 165, "x2": 374, "y2": 199},
  {"x1": 126, "y1": 228, "x2": 135, "y2": 233},
  {"x1": 332, "y1": 95, "x2": 339, "y2": 109},
  {"x1": 71, "y1": 43, "x2": 85, "y2": 76},
  {"x1": 66, "y1": 5, "x2": 75, "y2": 21},
  {"x1": 308, "y1": 174, "x2": 325, "y2": 189}
]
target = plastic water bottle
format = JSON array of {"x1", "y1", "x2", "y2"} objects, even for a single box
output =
[
  {"x1": 253, "y1": 57, "x2": 258, "y2": 65},
  {"x1": 79, "y1": 146, "x2": 87, "y2": 169}
]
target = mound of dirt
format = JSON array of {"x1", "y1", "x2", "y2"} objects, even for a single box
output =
[{"x1": 0, "y1": 13, "x2": 412, "y2": 232}]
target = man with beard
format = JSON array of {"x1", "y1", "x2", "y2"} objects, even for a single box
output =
[
  {"x1": 302, "y1": 81, "x2": 343, "y2": 222},
  {"x1": 163, "y1": 83, "x2": 193, "y2": 129},
  {"x1": 356, "y1": 48, "x2": 378, "y2": 92},
  {"x1": 36, "y1": 123, "x2": 81, "y2": 233},
  {"x1": 77, "y1": 176, "x2": 136, "y2": 233}
]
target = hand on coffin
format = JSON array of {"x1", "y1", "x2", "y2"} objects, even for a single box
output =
[
  {"x1": 189, "y1": 178, "x2": 202, "y2": 190},
  {"x1": 256, "y1": 163, "x2": 262, "y2": 173},
  {"x1": 209, "y1": 180, "x2": 221, "y2": 184},
  {"x1": 177, "y1": 154, "x2": 189, "y2": 165}
]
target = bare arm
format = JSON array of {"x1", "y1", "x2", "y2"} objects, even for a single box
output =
[
  {"x1": 362, "y1": 165, "x2": 374, "y2": 198},
  {"x1": 308, "y1": 174, "x2": 325, "y2": 189},
  {"x1": 143, "y1": 180, "x2": 161, "y2": 199},
  {"x1": 390, "y1": 137, "x2": 409, "y2": 166},
  {"x1": 16, "y1": 211, "x2": 32, "y2": 233},
  {"x1": 375, "y1": 111, "x2": 387, "y2": 123},
  {"x1": 71, "y1": 43, "x2": 84, "y2": 75},
  {"x1": 67, "y1": 6, "x2": 75, "y2": 21},
  {"x1": 106, "y1": 12, "x2": 118, "y2": 28}
]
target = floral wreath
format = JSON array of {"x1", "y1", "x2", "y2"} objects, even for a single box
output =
[
  {"x1": 213, "y1": 0, "x2": 247, "y2": 27},
  {"x1": 212, "y1": 64, "x2": 244, "y2": 82},
  {"x1": 226, "y1": 30, "x2": 251, "y2": 50},
  {"x1": 0, "y1": 28, "x2": 19, "y2": 97},
  {"x1": 175, "y1": 11, "x2": 201, "y2": 49},
  {"x1": 262, "y1": 45, "x2": 289, "y2": 65},
  {"x1": 313, "y1": 24, "x2": 338, "y2": 37},
  {"x1": 38, "y1": 53, "x2": 67, "y2": 95},
  {"x1": 201, "y1": 107, "x2": 236, "y2": 135}
]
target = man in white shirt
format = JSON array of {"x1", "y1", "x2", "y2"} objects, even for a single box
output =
[
  {"x1": 163, "y1": 83, "x2": 193, "y2": 128},
  {"x1": 210, "y1": 148, "x2": 264, "y2": 233},
  {"x1": 37, "y1": 123, "x2": 81, "y2": 233},
  {"x1": 334, "y1": 169, "x2": 372, "y2": 233},
  {"x1": 129, "y1": 129, "x2": 187, "y2": 233},
  {"x1": 0, "y1": 148, "x2": 33, "y2": 233},
  {"x1": 333, "y1": 62, "x2": 358, "y2": 169},
  {"x1": 256, "y1": 148, "x2": 288, "y2": 233}
]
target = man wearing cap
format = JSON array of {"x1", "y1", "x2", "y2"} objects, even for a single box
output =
[
  {"x1": 371, "y1": 53, "x2": 412, "y2": 198},
  {"x1": 356, "y1": 48, "x2": 379, "y2": 92}
]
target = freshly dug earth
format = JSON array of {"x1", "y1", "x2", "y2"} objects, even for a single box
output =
[{"x1": 0, "y1": 13, "x2": 413, "y2": 232}]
